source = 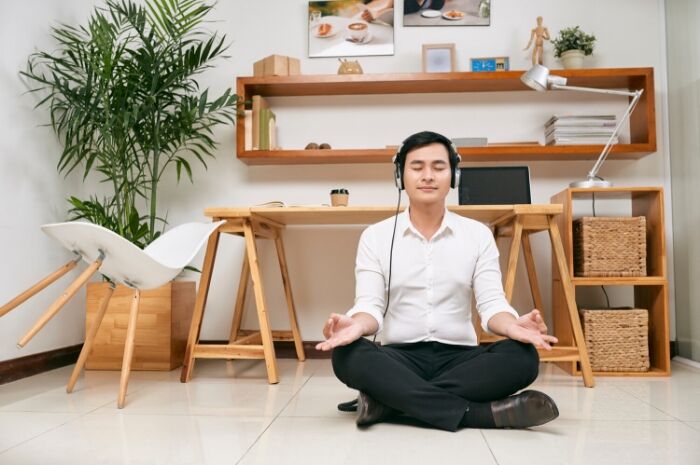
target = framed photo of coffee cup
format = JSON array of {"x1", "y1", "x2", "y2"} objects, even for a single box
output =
[
  {"x1": 308, "y1": 1, "x2": 395, "y2": 58},
  {"x1": 422, "y1": 43, "x2": 456, "y2": 72}
]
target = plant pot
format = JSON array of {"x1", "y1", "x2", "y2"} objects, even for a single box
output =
[
  {"x1": 84, "y1": 281, "x2": 195, "y2": 371},
  {"x1": 560, "y1": 49, "x2": 586, "y2": 69}
]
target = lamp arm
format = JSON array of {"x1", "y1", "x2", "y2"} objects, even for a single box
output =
[
  {"x1": 586, "y1": 89, "x2": 643, "y2": 181},
  {"x1": 550, "y1": 84, "x2": 638, "y2": 98}
]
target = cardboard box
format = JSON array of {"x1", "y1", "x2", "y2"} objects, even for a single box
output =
[{"x1": 253, "y1": 55, "x2": 300, "y2": 76}]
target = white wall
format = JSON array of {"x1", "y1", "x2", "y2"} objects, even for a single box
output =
[
  {"x1": 0, "y1": 0, "x2": 674, "y2": 361},
  {"x1": 666, "y1": 0, "x2": 700, "y2": 361}
]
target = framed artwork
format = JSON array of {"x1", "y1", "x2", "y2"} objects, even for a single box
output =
[
  {"x1": 471, "y1": 56, "x2": 510, "y2": 72},
  {"x1": 308, "y1": 1, "x2": 395, "y2": 58},
  {"x1": 422, "y1": 43, "x2": 456, "y2": 72},
  {"x1": 404, "y1": 0, "x2": 490, "y2": 27}
]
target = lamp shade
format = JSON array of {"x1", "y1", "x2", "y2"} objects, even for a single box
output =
[{"x1": 520, "y1": 64, "x2": 550, "y2": 91}]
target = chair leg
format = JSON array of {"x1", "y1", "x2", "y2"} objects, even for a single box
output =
[
  {"x1": 17, "y1": 257, "x2": 103, "y2": 348},
  {"x1": 0, "y1": 256, "x2": 80, "y2": 318},
  {"x1": 66, "y1": 283, "x2": 115, "y2": 393},
  {"x1": 118, "y1": 288, "x2": 140, "y2": 408}
]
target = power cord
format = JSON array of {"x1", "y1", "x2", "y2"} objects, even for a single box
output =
[{"x1": 337, "y1": 188, "x2": 402, "y2": 413}]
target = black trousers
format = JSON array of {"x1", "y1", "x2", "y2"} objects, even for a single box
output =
[{"x1": 332, "y1": 338, "x2": 540, "y2": 431}]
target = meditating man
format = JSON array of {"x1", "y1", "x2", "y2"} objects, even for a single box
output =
[{"x1": 316, "y1": 131, "x2": 559, "y2": 431}]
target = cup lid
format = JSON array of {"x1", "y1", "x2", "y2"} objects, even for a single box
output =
[{"x1": 331, "y1": 189, "x2": 349, "y2": 194}]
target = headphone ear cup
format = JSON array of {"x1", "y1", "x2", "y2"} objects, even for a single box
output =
[
  {"x1": 392, "y1": 154, "x2": 404, "y2": 190},
  {"x1": 451, "y1": 153, "x2": 462, "y2": 189},
  {"x1": 453, "y1": 165, "x2": 461, "y2": 189},
  {"x1": 394, "y1": 161, "x2": 404, "y2": 190}
]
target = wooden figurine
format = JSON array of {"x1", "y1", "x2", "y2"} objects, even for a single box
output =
[
  {"x1": 337, "y1": 58, "x2": 363, "y2": 75},
  {"x1": 524, "y1": 16, "x2": 550, "y2": 66}
]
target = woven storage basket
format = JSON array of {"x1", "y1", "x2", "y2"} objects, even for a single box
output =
[
  {"x1": 580, "y1": 308, "x2": 650, "y2": 372},
  {"x1": 573, "y1": 216, "x2": 647, "y2": 277}
]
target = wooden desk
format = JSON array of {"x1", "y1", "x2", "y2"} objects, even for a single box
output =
[{"x1": 180, "y1": 205, "x2": 594, "y2": 387}]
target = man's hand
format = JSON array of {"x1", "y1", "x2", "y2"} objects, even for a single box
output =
[
  {"x1": 315, "y1": 313, "x2": 365, "y2": 351},
  {"x1": 505, "y1": 309, "x2": 558, "y2": 350}
]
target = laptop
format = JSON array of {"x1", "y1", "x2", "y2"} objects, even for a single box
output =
[{"x1": 458, "y1": 166, "x2": 532, "y2": 205}]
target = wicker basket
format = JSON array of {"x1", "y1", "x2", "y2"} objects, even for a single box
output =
[
  {"x1": 580, "y1": 308, "x2": 650, "y2": 372},
  {"x1": 573, "y1": 216, "x2": 647, "y2": 277}
]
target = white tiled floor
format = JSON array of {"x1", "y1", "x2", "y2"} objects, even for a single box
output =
[{"x1": 1, "y1": 359, "x2": 700, "y2": 464}]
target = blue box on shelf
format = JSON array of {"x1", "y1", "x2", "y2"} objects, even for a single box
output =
[{"x1": 470, "y1": 56, "x2": 510, "y2": 72}]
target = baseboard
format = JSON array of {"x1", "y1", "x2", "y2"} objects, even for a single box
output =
[
  {"x1": 0, "y1": 340, "x2": 327, "y2": 386},
  {"x1": 670, "y1": 340, "x2": 679, "y2": 358},
  {"x1": 0, "y1": 344, "x2": 83, "y2": 385}
]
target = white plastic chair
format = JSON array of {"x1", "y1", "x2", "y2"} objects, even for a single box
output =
[{"x1": 0, "y1": 220, "x2": 225, "y2": 407}]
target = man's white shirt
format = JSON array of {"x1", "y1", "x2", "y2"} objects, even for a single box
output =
[{"x1": 347, "y1": 207, "x2": 519, "y2": 346}]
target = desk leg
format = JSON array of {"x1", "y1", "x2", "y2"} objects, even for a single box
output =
[
  {"x1": 522, "y1": 232, "x2": 545, "y2": 311},
  {"x1": 228, "y1": 252, "x2": 250, "y2": 344},
  {"x1": 243, "y1": 221, "x2": 279, "y2": 384},
  {"x1": 181, "y1": 229, "x2": 221, "y2": 383},
  {"x1": 548, "y1": 216, "x2": 595, "y2": 388},
  {"x1": 504, "y1": 218, "x2": 524, "y2": 302},
  {"x1": 274, "y1": 234, "x2": 306, "y2": 362}
]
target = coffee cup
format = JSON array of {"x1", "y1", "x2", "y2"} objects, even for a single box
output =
[
  {"x1": 347, "y1": 21, "x2": 368, "y2": 42},
  {"x1": 330, "y1": 188, "x2": 349, "y2": 207}
]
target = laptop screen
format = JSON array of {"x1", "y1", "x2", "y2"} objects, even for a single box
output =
[{"x1": 458, "y1": 167, "x2": 532, "y2": 205}]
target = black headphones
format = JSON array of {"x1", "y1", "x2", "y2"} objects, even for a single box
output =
[{"x1": 392, "y1": 133, "x2": 462, "y2": 190}]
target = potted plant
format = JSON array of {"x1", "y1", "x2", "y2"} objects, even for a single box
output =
[
  {"x1": 551, "y1": 26, "x2": 596, "y2": 69},
  {"x1": 21, "y1": 0, "x2": 238, "y2": 370}
]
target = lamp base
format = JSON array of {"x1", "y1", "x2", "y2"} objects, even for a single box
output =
[{"x1": 569, "y1": 178, "x2": 613, "y2": 188}]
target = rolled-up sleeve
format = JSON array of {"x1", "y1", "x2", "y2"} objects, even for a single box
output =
[
  {"x1": 472, "y1": 227, "x2": 519, "y2": 332},
  {"x1": 346, "y1": 228, "x2": 386, "y2": 332}
]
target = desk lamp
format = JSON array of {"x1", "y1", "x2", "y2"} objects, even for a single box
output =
[{"x1": 521, "y1": 64, "x2": 643, "y2": 188}]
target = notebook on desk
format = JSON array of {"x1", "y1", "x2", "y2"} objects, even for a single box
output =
[{"x1": 458, "y1": 166, "x2": 532, "y2": 205}]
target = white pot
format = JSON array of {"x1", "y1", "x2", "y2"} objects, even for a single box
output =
[{"x1": 560, "y1": 49, "x2": 586, "y2": 69}]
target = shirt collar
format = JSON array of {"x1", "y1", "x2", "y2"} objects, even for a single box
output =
[{"x1": 398, "y1": 206, "x2": 455, "y2": 240}]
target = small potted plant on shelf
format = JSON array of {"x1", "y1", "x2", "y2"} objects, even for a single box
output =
[
  {"x1": 551, "y1": 26, "x2": 596, "y2": 69},
  {"x1": 21, "y1": 0, "x2": 238, "y2": 370}
]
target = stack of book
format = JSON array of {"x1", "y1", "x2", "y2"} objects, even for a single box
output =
[
  {"x1": 544, "y1": 114, "x2": 618, "y2": 146},
  {"x1": 244, "y1": 95, "x2": 277, "y2": 151}
]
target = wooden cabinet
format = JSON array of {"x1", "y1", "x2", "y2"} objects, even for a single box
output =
[
  {"x1": 550, "y1": 187, "x2": 670, "y2": 376},
  {"x1": 235, "y1": 68, "x2": 656, "y2": 165}
]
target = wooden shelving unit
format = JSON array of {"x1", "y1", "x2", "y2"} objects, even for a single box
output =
[
  {"x1": 235, "y1": 68, "x2": 656, "y2": 165},
  {"x1": 550, "y1": 187, "x2": 670, "y2": 377}
]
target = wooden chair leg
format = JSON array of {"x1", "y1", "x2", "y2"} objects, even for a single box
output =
[
  {"x1": 0, "y1": 256, "x2": 80, "y2": 318},
  {"x1": 504, "y1": 218, "x2": 524, "y2": 302},
  {"x1": 521, "y1": 232, "x2": 545, "y2": 311},
  {"x1": 17, "y1": 256, "x2": 103, "y2": 348},
  {"x1": 548, "y1": 216, "x2": 595, "y2": 388},
  {"x1": 274, "y1": 234, "x2": 305, "y2": 361},
  {"x1": 118, "y1": 288, "x2": 140, "y2": 408},
  {"x1": 66, "y1": 283, "x2": 115, "y2": 393},
  {"x1": 228, "y1": 251, "x2": 250, "y2": 344},
  {"x1": 180, "y1": 229, "x2": 221, "y2": 383},
  {"x1": 243, "y1": 221, "x2": 279, "y2": 384}
]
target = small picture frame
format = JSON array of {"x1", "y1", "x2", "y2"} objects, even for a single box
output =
[
  {"x1": 422, "y1": 43, "x2": 456, "y2": 73},
  {"x1": 470, "y1": 56, "x2": 510, "y2": 72}
]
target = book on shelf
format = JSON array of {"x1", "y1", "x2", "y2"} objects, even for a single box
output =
[
  {"x1": 546, "y1": 136, "x2": 619, "y2": 146},
  {"x1": 259, "y1": 108, "x2": 269, "y2": 150},
  {"x1": 251, "y1": 95, "x2": 269, "y2": 150},
  {"x1": 244, "y1": 110, "x2": 252, "y2": 151},
  {"x1": 545, "y1": 114, "x2": 616, "y2": 126},
  {"x1": 258, "y1": 108, "x2": 277, "y2": 150},
  {"x1": 545, "y1": 126, "x2": 617, "y2": 137}
]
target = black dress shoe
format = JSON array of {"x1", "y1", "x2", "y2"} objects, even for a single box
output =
[
  {"x1": 356, "y1": 391, "x2": 395, "y2": 427},
  {"x1": 337, "y1": 397, "x2": 358, "y2": 412},
  {"x1": 491, "y1": 390, "x2": 559, "y2": 429}
]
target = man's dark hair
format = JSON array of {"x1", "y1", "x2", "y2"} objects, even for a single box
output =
[{"x1": 394, "y1": 131, "x2": 459, "y2": 177}]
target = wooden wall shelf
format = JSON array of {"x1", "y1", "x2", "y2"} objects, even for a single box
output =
[{"x1": 235, "y1": 68, "x2": 656, "y2": 165}]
